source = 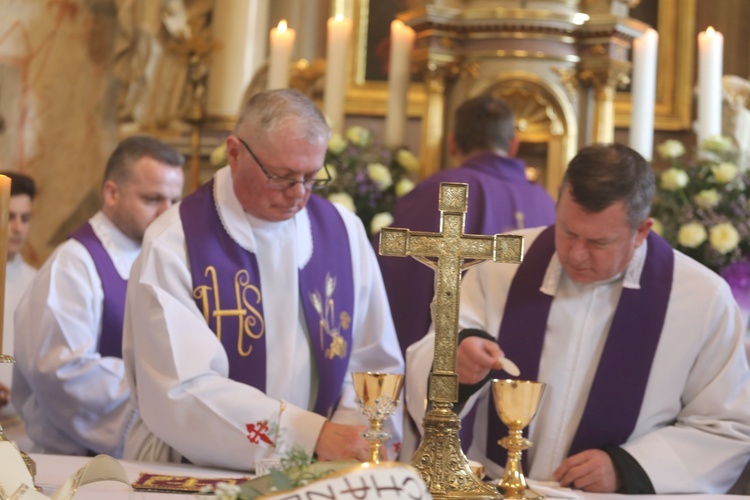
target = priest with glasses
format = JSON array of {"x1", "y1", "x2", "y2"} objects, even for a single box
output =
[{"x1": 122, "y1": 89, "x2": 403, "y2": 470}]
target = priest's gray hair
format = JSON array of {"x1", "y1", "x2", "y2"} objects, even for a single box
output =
[
  {"x1": 235, "y1": 89, "x2": 331, "y2": 145},
  {"x1": 559, "y1": 143, "x2": 655, "y2": 230}
]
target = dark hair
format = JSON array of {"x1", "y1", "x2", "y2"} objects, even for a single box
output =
[
  {"x1": 103, "y1": 135, "x2": 184, "y2": 185},
  {"x1": 234, "y1": 89, "x2": 330, "y2": 144},
  {"x1": 1, "y1": 171, "x2": 36, "y2": 200},
  {"x1": 560, "y1": 143, "x2": 655, "y2": 229},
  {"x1": 453, "y1": 94, "x2": 516, "y2": 155}
]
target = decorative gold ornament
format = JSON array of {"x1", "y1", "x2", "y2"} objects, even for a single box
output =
[
  {"x1": 379, "y1": 182, "x2": 524, "y2": 499},
  {"x1": 352, "y1": 372, "x2": 405, "y2": 464},
  {"x1": 492, "y1": 379, "x2": 546, "y2": 500}
]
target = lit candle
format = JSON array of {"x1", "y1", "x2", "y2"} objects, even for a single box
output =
[
  {"x1": 629, "y1": 28, "x2": 659, "y2": 160},
  {"x1": 697, "y1": 26, "x2": 724, "y2": 145},
  {"x1": 268, "y1": 19, "x2": 296, "y2": 90},
  {"x1": 0, "y1": 175, "x2": 10, "y2": 355},
  {"x1": 323, "y1": 14, "x2": 353, "y2": 134},
  {"x1": 385, "y1": 20, "x2": 416, "y2": 149}
]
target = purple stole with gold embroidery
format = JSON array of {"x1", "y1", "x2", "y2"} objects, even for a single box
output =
[
  {"x1": 180, "y1": 179, "x2": 354, "y2": 418},
  {"x1": 485, "y1": 225, "x2": 674, "y2": 466},
  {"x1": 69, "y1": 222, "x2": 127, "y2": 358}
]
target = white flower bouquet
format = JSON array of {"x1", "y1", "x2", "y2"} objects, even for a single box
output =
[
  {"x1": 318, "y1": 126, "x2": 419, "y2": 235},
  {"x1": 651, "y1": 136, "x2": 750, "y2": 308}
]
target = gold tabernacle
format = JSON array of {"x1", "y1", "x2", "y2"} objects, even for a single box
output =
[{"x1": 379, "y1": 182, "x2": 523, "y2": 499}]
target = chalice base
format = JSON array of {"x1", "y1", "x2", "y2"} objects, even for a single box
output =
[
  {"x1": 498, "y1": 483, "x2": 545, "y2": 500},
  {"x1": 0, "y1": 354, "x2": 14, "y2": 363},
  {"x1": 411, "y1": 403, "x2": 500, "y2": 500}
]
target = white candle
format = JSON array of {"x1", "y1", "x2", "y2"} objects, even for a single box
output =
[
  {"x1": 385, "y1": 20, "x2": 416, "y2": 149},
  {"x1": 268, "y1": 19, "x2": 296, "y2": 90},
  {"x1": 629, "y1": 28, "x2": 658, "y2": 160},
  {"x1": 323, "y1": 14, "x2": 353, "y2": 134},
  {"x1": 697, "y1": 26, "x2": 724, "y2": 145},
  {"x1": 0, "y1": 175, "x2": 9, "y2": 354},
  {"x1": 207, "y1": 0, "x2": 269, "y2": 118}
]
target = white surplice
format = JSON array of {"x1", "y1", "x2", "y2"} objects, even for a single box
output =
[
  {"x1": 123, "y1": 167, "x2": 404, "y2": 470},
  {"x1": 12, "y1": 212, "x2": 139, "y2": 457},
  {"x1": 406, "y1": 226, "x2": 750, "y2": 493}
]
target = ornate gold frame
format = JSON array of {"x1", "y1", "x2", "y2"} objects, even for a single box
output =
[
  {"x1": 343, "y1": 0, "x2": 426, "y2": 117},
  {"x1": 614, "y1": 0, "x2": 696, "y2": 130}
]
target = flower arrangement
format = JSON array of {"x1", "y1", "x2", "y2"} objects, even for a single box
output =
[
  {"x1": 650, "y1": 136, "x2": 750, "y2": 309},
  {"x1": 318, "y1": 125, "x2": 419, "y2": 235}
]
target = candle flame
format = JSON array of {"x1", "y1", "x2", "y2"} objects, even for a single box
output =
[
  {"x1": 278, "y1": 19, "x2": 288, "y2": 32},
  {"x1": 335, "y1": 13, "x2": 344, "y2": 22},
  {"x1": 707, "y1": 26, "x2": 715, "y2": 36}
]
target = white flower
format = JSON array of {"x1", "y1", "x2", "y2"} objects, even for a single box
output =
[
  {"x1": 711, "y1": 162, "x2": 739, "y2": 184},
  {"x1": 328, "y1": 192, "x2": 356, "y2": 212},
  {"x1": 328, "y1": 133, "x2": 347, "y2": 154},
  {"x1": 657, "y1": 140, "x2": 686, "y2": 159},
  {"x1": 395, "y1": 178, "x2": 415, "y2": 197},
  {"x1": 345, "y1": 126, "x2": 372, "y2": 148},
  {"x1": 709, "y1": 222, "x2": 740, "y2": 254},
  {"x1": 677, "y1": 222, "x2": 707, "y2": 248},
  {"x1": 367, "y1": 162, "x2": 393, "y2": 190},
  {"x1": 210, "y1": 143, "x2": 227, "y2": 168},
  {"x1": 651, "y1": 218, "x2": 664, "y2": 236},
  {"x1": 370, "y1": 212, "x2": 394, "y2": 234},
  {"x1": 693, "y1": 189, "x2": 720, "y2": 209},
  {"x1": 395, "y1": 149, "x2": 420, "y2": 174},
  {"x1": 660, "y1": 168, "x2": 689, "y2": 191},
  {"x1": 701, "y1": 135, "x2": 734, "y2": 154}
]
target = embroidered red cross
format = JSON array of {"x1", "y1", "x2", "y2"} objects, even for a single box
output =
[{"x1": 246, "y1": 421, "x2": 275, "y2": 446}]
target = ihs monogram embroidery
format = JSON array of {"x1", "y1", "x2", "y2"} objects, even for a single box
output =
[{"x1": 309, "y1": 273, "x2": 350, "y2": 360}]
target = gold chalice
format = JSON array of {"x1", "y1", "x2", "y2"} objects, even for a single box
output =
[
  {"x1": 492, "y1": 379, "x2": 546, "y2": 499},
  {"x1": 352, "y1": 372, "x2": 404, "y2": 464}
]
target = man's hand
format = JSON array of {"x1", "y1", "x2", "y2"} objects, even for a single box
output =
[
  {"x1": 315, "y1": 421, "x2": 371, "y2": 462},
  {"x1": 0, "y1": 382, "x2": 9, "y2": 408},
  {"x1": 553, "y1": 449, "x2": 620, "y2": 492},
  {"x1": 456, "y1": 336, "x2": 504, "y2": 384}
]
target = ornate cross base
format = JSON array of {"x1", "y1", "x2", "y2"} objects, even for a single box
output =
[{"x1": 411, "y1": 402, "x2": 500, "y2": 499}]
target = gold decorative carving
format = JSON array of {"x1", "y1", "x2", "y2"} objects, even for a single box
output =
[{"x1": 379, "y1": 182, "x2": 524, "y2": 499}]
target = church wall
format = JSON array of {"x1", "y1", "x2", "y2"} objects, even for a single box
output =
[{"x1": 0, "y1": 0, "x2": 119, "y2": 265}]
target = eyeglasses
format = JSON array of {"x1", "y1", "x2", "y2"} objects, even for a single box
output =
[{"x1": 236, "y1": 136, "x2": 331, "y2": 191}]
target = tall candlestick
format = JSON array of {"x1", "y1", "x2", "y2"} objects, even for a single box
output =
[
  {"x1": 268, "y1": 19, "x2": 296, "y2": 90},
  {"x1": 0, "y1": 175, "x2": 10, "y2": 357},
  {"x1": 629, "y1": 28, "x2": 659, "y2": 160},
  {"x1": 323, "y1": 14, "x2": 353, "y2": 134},
  {"x1": 697, "y1": 26, "x2": 724, "y2": 145},
  {"x1": 385, "y1": 20, "x2": 416, "y2": 149}
]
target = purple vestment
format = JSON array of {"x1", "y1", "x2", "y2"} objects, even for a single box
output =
[
  {"x1": 69, "y1": 222, "x2": 127, "y2": 358},
  {"x1": 180, "y1": 180, "x2": 354, "y2": 418},
  {"x1": 376, "y1": 153, "x2": 556, "y2": 356},
  {"x1": 484, "y1": 225, "x2": 674, "y2": 466}
]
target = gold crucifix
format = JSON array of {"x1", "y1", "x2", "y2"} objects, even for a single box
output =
[{"x1": 379, "y1": 182, "x2": 523, "y2": 499}]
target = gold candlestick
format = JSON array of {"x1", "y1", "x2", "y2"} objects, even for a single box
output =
[
  {"x1": 352, "y1": 372, "x2": 404, "y2": 464},
  {"x1": 492, "y1": 379, "x2": 546, "y2": 499},
  {"x1": 0, "y1": 174, "x2": 12, "y2": 363}
]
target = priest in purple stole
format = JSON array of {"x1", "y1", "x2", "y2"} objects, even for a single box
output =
[
  {"x1": 406, "y1": 144, "x2": 750, "y2": 494},
  {"x1": 376, "y1": 94, "x2": 556, "y2": 357},
  {"x1": 13, "y1": 136, "x2": 184, "y2": 457},
  {"x1": 122, "y1": 89, "x2": 404, "y2": 471}
]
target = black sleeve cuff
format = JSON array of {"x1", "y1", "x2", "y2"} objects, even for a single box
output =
[
  {"x1": 602, "y1": 446, "x2": 655, "y2": 494},
  {"x1": 456, "y1": 329, "x2": 495, "y2": 406}
]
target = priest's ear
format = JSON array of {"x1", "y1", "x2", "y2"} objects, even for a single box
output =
[
  {"x1": 225, "y1": 136, "x2": 243, "y2": 169},
  {"x1": 508, "y1": 136, "x2": 520, "y2": 159},
  {"x1": 102, "y1": 179, "x2": 120, "y2": 208},
  {"x1": 447, "y1": 132, "x2": 459, "y2": 158}
]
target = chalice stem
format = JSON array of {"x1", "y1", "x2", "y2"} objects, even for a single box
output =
[{"x1": 368, "y1": 419, "x2": 384, "y2": 463}]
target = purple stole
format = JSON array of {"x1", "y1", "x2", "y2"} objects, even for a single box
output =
[
  {"x1": 180, "y1": 179, "x2": 354, "y2": 418},
  {"x1": 69, "y1": 222, "x2": 127, "y2": 358},
  {"x1": 485, "y1": 225, "x2": 674, "y2": 466}
]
